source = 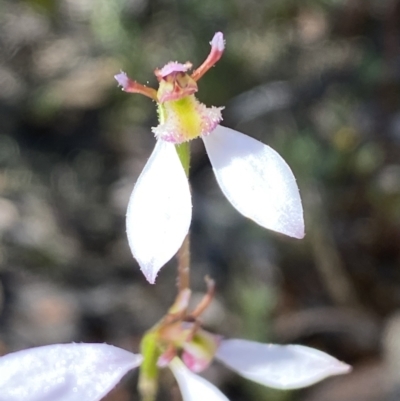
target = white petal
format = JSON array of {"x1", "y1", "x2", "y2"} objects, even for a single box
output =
[
  {"x1": 126, "y1": 140, "x2": 192, "y2": 283},
  {"x1": 203, "y1": 125, "x2": 304, "y2": 238},
  {"x1": 215, "y1": 339, "x2": 351, "y2": 390},
  {"x1": 0, "y1": 343, "x2": 142, "y2": 401},
  {"x1": 169, "y1": 358, "x2": 230, "y2": 401}
]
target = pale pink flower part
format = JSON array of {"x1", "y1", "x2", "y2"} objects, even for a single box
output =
[
  {"x1": 0, "y1": 343, "x2": 142, "y2": 401},
  {"x1": 215, "y1": 339, "x2": 351, "y2": 390},
  {"x1": 169, "y1": 358, "x2": 230, "y2": 401},
  {"x1": 181, "y1": 330, "x2": 221, "y2": 373},
  {"x1": 151, "y1": 99, "x2": 223, "y2": 143},
  {"x1": 126, "y1": 140, "x2": 192, "y2": 284},
  {"x1": 210, "y1": 32, "x2": 225, "y2": 52},
  {"x1": 115, "y1": 71, "x2": 129, "y2": 90},
  {"x1": 157, "y1": 61, "x2": 192, "y2": 78}
]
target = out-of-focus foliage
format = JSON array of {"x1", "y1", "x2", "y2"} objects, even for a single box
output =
[{"x1": 1, "y1": 0, "x2": 400, "y2": 400}]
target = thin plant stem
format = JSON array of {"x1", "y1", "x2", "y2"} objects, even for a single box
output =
[
  {"x1": 177, "y1": 234, "x2": 190, "y2": 292},
  {"x1": 175, "y1": 142, "x2": 191, "y2": 292},
  {"x1": 175, "y1": 142, "x2": 190, "y2": 176},
  {"x1": 189, "y1": 276, "x2": 215, "y2": 318}
]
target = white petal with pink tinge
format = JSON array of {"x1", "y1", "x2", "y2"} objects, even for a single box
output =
[
  {"x1": 203, "y1": 125, "x2": 304, "y2": 239},
  {"x1": 216, "y1": 339, "x2": 351, "y2": 389},
  {"x1": 0, "y1": 343, "x2": 142, "y2": 401},
  {"x1": 126, "y1": 140, "x2": 192, "y2": 283}
]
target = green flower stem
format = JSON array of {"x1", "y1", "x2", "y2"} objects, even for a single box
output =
[
  {"x1": 176, "y1": 142, "x2": 190, "y2": 177},
  {"x1": 177, "y1": 234, "x2": 190, "y2": 292},
  {"x1": 138, "y1": 331, "x2": 161, "y2": 401},
  {"x1": 175, "y1": 143, "x2": 191, "y2": 292}
]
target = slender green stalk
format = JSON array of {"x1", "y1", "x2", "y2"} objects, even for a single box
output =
[
  {"x1": 138, "y1": 331, "x2": 160, "y2": 401},
  {"x1": 177, "y1": 234, "x2": 190, "y2": 292},
  {"x1": 175, "y1": 142, "x2": 190, "y2": 176},
  {"x1": 175, "y1": 142, "x2": 191, "y2": 292}
]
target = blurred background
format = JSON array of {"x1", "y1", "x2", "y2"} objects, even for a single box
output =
[{"x1": 1, "y1": 0, "x2": 400, "y2": 400}]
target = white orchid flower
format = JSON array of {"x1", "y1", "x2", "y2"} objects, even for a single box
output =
[
  {"x1": 0, "y1": 340, "x2": 350, "y2": 401},
  {"x1": 115, "y1": 32, "x2": 304, "y2": 283}
]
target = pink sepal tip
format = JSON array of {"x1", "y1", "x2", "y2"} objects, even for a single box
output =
[
  {"x1": 156, "y1": 62, "x2": 193, "y2": 78},
  {"x1": 210, "y1": 32, "x2": 225, "y2": 52},
  {"x1": 114, "y1": 71, "x2": 129, "y2": 90}
]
